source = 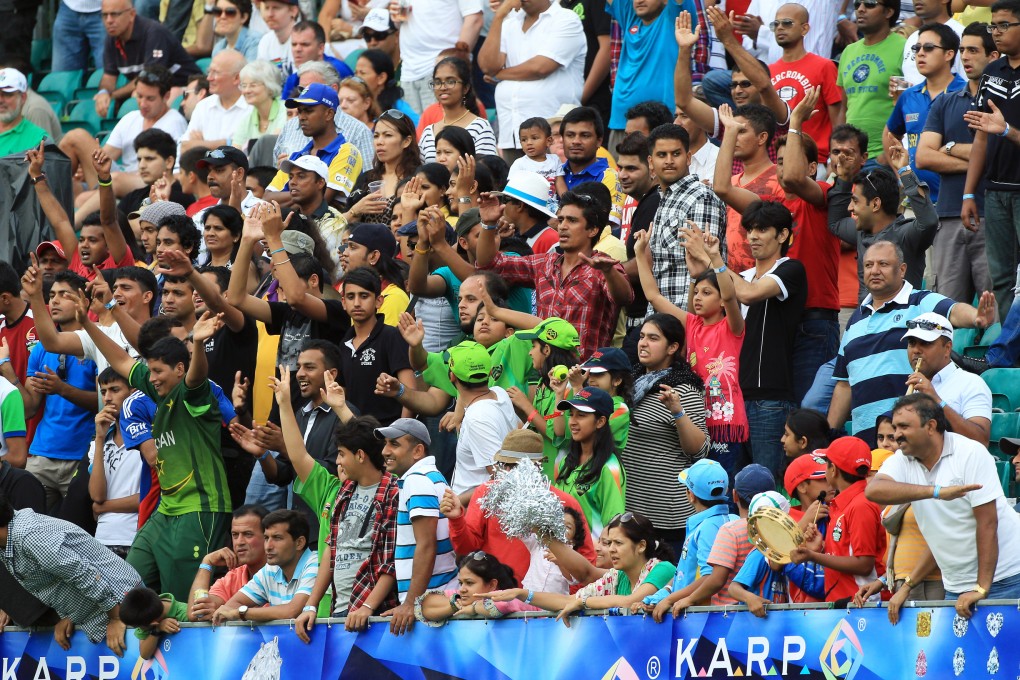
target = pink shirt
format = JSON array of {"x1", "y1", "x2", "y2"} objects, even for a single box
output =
[
  {"x1": 706, "y1": 518, "x2": 752, "y2": 605},
  {"x1": 686, "y1": 314, "x2": 748, "y2": 443},
  {"x1": 209, "y1": 564, "x2": 257, "y2": 602}
]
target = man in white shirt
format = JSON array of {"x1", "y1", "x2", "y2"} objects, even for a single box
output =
[
  {"x1": 867, "y1": 393, "x2": 1020, "y2": 618},
  {"x1": 181, "y1": 49, "x2": 251, "y2": 154},
  {"x1": 901, "y1": 312, "x2": 992, "y2": 447},
  {"x1": 390, "y1": 0, "x2": 483, "y2": 113},
  {"x1": 901, "y1": 0, "x2": 964, "y2": 85},
  {"x1": 478, "y1": 0, "x2": 586, "y2": 155},
  {"x1": 675, "y1": 102, "x2": 718, "y2": 183},
  {"x1": 256, "y1": 0, "x2": 299, "y2": 73}
]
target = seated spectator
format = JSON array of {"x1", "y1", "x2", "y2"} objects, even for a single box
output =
[
  {"x1": 118, "y1": 130, "x2": 195, "y2": 219},
  {"x1": 0, "y1": 492, "x2": 140, "y2": 654},
  {"x1": 355, "y1": 49, "x2": 417, "y2": 123},
  {"x1": 255, "y1": 0, "x2": 298, "y2": 73},
  {"x1": 232, "y1": 59, "x2": 287, "y2": 153},
  {"x1": 181, "y1": 49, "x2": 252, "y2": 155},
  {"x1": 119, "y1": 587, "x2": 189, "y2": 660},
  {"x1": 565, "y1": 347, "x2": 633, "y2": 452},
  {"x1": 280, "y1": 20, "x2": 354, "y2": 99},
  {"x1": 344, "y1": 110, "x2": 421, "y2": 227},
  {"x1": 187, "y1": 504, "x2": 268, "y2": 622},
  {"x1": 0, "y1": 69, "x2": 45, "y2": 157},
  {"x1": 419, "y1": 57, "x2": 496, "y2": 164},
  {"x1": 178, "y1": 147, "x2": 217, "y2": 219},
  {"x1": 206, "y1": 0, "x2": 262, "y2": 61},
  {"x1": 433, "y1": 126, "x2": 475, "y2": 174},
  {"x1": 211, "y1": 509, "x2": 319, "y2": 624},
  {"x1": 198, "y1": 144, "x2": 263, "y2": 215},
  {"x1": 901, "y1": 312, "x2": 992, "y2": 447},
  {"x1": 783, "y1": 452, "x2": 832, "y2": 534},
  {"x1": 0, "y1": 349, "x2": 26, "y2": 469},
  {"x1": 338, "y1": 75, "x2": 379, "y2": 128},
  {"x1": 415, "y1": 552, "x2": 542, "y2": 625}
]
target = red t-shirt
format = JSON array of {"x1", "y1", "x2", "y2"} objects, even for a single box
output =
[
  {"x1": 786, "y1": 183, "x2": 840, "y2": 311},
  {"x1": 69, "y1": 248, "x2": 136, "y2": 280},
  {"x1": 838, "y1": 249, "x2": 859, "y2": 309},
  {"x1": 770, "y1": 54, "x2": 842, "y2": 163},
  {"x1": 187, "y1": 194, "x2": 218, "y2": 218},
  {"x1": 823, "y1": 481, "x2": 886, "y2": 602},
  {"x1": 0, "y1": 307, "x2": 39, "y2": 442},
  {"x1": 725, "y1": 165, "x2": 784, "y2": 273},
  {"x1": 209, "y1": 564, "x2": 258, "y2": 602}
]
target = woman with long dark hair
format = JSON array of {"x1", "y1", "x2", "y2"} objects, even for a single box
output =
[
  {"x1": 553, "y1": 387, "x2": 626, "y2": 539},
  {"x1": 418, "y1": 57, "x2": 497, "y2": 164},
  {"x1": 619, "y1": 313, "x2": 710, "y2": 556},
  {"x1": 355, "y1": 49, "x2": 417, "y2": 123},
  {"x1": 433, "y1": 125, "x2": 475, "y2": 172},
  {"x1": 415, "y1": 551, "x2": 540, "y2": 625},
  {"x1": 344, "y1": 109, "x2": 421, "y2": 227}
]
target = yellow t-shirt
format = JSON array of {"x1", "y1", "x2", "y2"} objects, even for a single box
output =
[
  {"x1": 269, "y1": 139, "x2": 364, "y2": 196},
  {"x1": 379, "y1": 282, "x2": 410, "y2": 327}
]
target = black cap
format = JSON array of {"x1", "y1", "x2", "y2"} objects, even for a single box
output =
[{"x1": 196, "y1": 146, "x2": 249, "y2": 171}]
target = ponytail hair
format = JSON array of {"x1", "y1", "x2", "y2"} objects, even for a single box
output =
[
  {"x1": 458, "y1": 551, "x2": 519, "y2": 590},
  {"x1": 605, "y1": 511, "x2": 675, "y2": 563}
]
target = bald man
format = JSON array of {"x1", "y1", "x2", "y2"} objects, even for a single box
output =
[{"x1": 181, "y1": 49, "x2": 251, "y2": 153}]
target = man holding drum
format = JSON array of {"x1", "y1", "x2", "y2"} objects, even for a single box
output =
[{"x1": 867, "y1": 393, "x2": 1020, "y2": 619}]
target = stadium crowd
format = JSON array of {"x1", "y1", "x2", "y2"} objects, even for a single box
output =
[{"x1": 1, "y1": 0, "x2": 1020, "y2": 657}]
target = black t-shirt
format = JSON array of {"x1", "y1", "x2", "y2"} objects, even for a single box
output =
[
  {"x1": 559, "y1": 0, "x2": 612, "y2": 123},
  {"x1": 266, "y1": 299, "x2": 350, "y2": 370},
  {"x1": 205, "y1": 316, "x2": 258, "y2": 455},
  {"x1": 119, "y1": 181, "x2": 194, "y2": 218},
  {"x1": 625, "y1": 186, "x2": 663, "y2": 319},
  {"x1": 738, "y1": 258, "x2": 807, "y2": 402},
  {"x1": 338, "y1": 316, "x2": 412, "y2": 425},
  {"x1": 977, "y1": 57, "x2": 1020, "y2": 191},
  {"x1": 103, "y1": 15, "x2": 201, "y2": 86}
]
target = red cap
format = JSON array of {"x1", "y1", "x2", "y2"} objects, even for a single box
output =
[
  {"x1": 816, "y1": 437, "x2": 873, "y2": 477},
  {"x1": 35, "y1": 240, "x2": 66, "y2": 260},
  {"x1": 784, "y1": 453, "x2": 827, "y2": 496}
]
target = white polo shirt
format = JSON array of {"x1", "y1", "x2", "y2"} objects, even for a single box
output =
[
  {"x1": 184, "y1": 94, "x2": 252, "y2": 145},
  {"x1": 877, "y1": 433, "x2": 1020, "y2": 593},
  {"x1": 930, "y1": 361, "x2": 992, "y2": 424},
  {"x1": 494, "y1": 2, "x2": 586, "y2": 149}
]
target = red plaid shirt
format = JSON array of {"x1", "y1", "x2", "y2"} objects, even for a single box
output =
[
  {"x1": 327, "y1": 470, "x2": 400, "y2": 612},
  {"x1": 479, "y1": 252, "x2": 632, "y2": 359}
]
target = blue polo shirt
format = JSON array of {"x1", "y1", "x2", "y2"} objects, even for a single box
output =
[
  {"x1": 27, "y1": 343, "x2": 97, "y2": 461},
  {"x1": 922, "y1": 86, "x2": 983, "y2": 217},
  {"x1": 886, "y1": 74, "x2": 966, "y2": 204},
  {"x1": 834, "y1": 282, "x2": 955, "y2": 445},
  {"x1": 643, "y1": 503, "x2": 735, "y2": 605}
]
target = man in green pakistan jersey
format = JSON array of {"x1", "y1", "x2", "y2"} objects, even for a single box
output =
[{"x1": 78, "y1": 303, "x2": 232, "y2": 600}]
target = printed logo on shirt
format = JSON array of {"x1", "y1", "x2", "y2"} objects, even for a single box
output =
[
  {"x1": 629, "y1": 24, "x2": 639, "y2": 34},
  {"x1": 905, "y1": 113, "x2": 920, "y2": 124},
  {"x1": 831, "y1": 516, "x2": 843, "y2": 543},
  {"x1": 490, "y1": 365, "x2": 503, "y2": 382},
  {"x1": 778, "y1": 85, "x2": 798, "y2": 102},
  {"x1": 680, "y1": 536, "x2": 690, "y2": 560},
  {"x1": 152, "y1": 49, "x2": 164, "y2": 59},
  {"x1": 852, "y1": 64, "x2": 870, "y2": 84},
  {"x1": 126, "y1": 422, "x2": 149, "y2": 438},
  {"x1": 360, "y1": 347, "x2": 377, "y2": 367}
]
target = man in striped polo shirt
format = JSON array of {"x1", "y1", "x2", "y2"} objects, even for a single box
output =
[
  {"x1": 828, "y1": 241, "x2": 995, "y2": 446},
  {"x1": 376, "y1": 419, "x2": 457, "y2": 635}
]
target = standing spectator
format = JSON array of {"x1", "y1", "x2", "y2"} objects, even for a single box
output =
[
  {"x1": 556, "y1": 107, "x2": 624, "y2": 226},
  {"x1": 375, "y1": 418, "x2": 458, "y2": 634},
  {"x1": 52, "y1": 0, "x2": 106, "y2": 72},
  {"x1": 620, "y1": 313, "x2": 709, "y2": 555},
  {"x1": 181, "y1": 49, "x2": 252, "y2": 154},
  {"x1": 0, "y1": 260, "x2": 35, "y2": 406},
  {"x1": 186, "y1": 505, "x2": 268, "y2": 621},
  {"x1": 692, "y1": 203, "x2": 806, "y2": 478},
  {"x1": 478, "y1": 0, "x2": 586, "y2": 158},
  {"x1": 0, "y1": 340, "x2": 27, "y2": 469},
  {"x1": 0, "y1": 70, "x2": 46, "y2": 157},
  {"x1": 901, "y1": 0, "x2": 965, "y2": 85},
  {"x1": 962, "y1": 0, "x2": 1020, "y2": 322},
  {"x1": 836, "y1": 0, "x2": 905, "y2": 164},
  {"x1": 256, "y1": 0, "x2": 299, "y2": 73},
  {"x1": 916, "y1": 22, "x2": 995, "y2": 304},
  {"x1": 675, "y1": 103, "x2": 719, "y2": 182},
  {"x1": 884, "y1": 23, "x2": 965, "y2": 204},
  {"x1": 618, "y1": 132, "x2": 659, "y2": 326},
  {"x1": 95, "y1": 0, "x2": 200, "y2": 118},
  {"x1": 0, "y1": 493, "x2": 140, "y2": 654},
  {"x1": 389, "y1": 0, "x2": 483, "y2": 114},
  {"x1": 560, "y1": 0, "x2": 612, "y2": 123}
]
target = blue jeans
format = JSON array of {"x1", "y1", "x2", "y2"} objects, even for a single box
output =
[
  {"x1": 802, "y1": 357, "x2": 838, "y2": 414},
  {"x1": 52, "y1": 2, "x2": 106, "y2": 72},
  {"x1": 984, "y1": 190, "x2": 1020, "y2": 323},
  {"x1": 701, "y1": 69, "x2": 734, "y2": 109},
  {"x1": 793, "y1": 317, "x2": 839, "y2": 406},
  {"x1": 745, "y1": 400, "x2": 795, "y2": 481},
  {"x1": 425, "y1": 414, "x2": 458, "y2": 483},
  {"x1": 947, "y1": 570, "x2": 1020, "y2": 600},
  {"x1": 987, "y1": 265, "x2": 1020, "y2": 367}
]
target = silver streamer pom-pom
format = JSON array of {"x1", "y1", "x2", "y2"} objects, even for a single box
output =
[{"x1": 478, "y1": 460, "x2": 567, "y2": 543}]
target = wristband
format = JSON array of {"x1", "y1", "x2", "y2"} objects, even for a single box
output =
[
  {"x1": 933, "y1": 484, "x2": 941, "y2": 499},
  {"x1": 0, "y1": 358, "x2": 10, "y2": 366},
  {"x1": 414, "y1": 245, "x2": 431, "y2": 254},
  {"x1": 457, "y1": 196, "x2": 473, "y2": 204},
  {"x1": 302, "y1": 605, "x2": 317, "y2": 613},
  {"x1": 903, "y1": 575, "x2": 915, "y2": 589},
  {"x1": 269, "y1": 247, "x2": 286, "y2": 255},
  {"x1": 897, "y1": 165, "x2": 911, "y2": 176},
  {"x1": 396, "y1": 383, "x2": 405, "y2": 398},
  {"x1": 1001, "y1": 122, "x2": 1011, "y2": 138},
  {"x1": 97, "y1": 177, "x2": 112, "y2": 187},
  {"x1": 963, "y1": 193, "x2": 976, "y2": 200},
  {"x1": 105, "y1": 299, "x2": 117, "y2": 310},
  {"x1": 273, "y1": 258, "x2": 291, "y2": 268},
  {"x1": 199, "y1": 563, "x2": 213, "y2": 572},
  {"x1": 526, "y1": 409, "x2": 539, "y2": 424},
  {"x1": 713, "y1": 264, "x2": 727, "y2": 274},
  {"x1": 974, "y1": 585, "x2": 988, "y2": 597},
  {"x1": 482, "y1": 222, "x2": 499, "y2": 231},
  {"x1": 788, "y1": 128, "x2": 801, "y2": 136},
  {"x1": 258, "y1": 450, "x2": 272, "y2": 462},
  {"x1": 939, "y1": 399, "x2": 947, "y2": 408},
  {"x1": 525, "y1": 589, "x2": 535, "y2": 604},
  {"x1": 673, "y1": 410, "x2": 686, "y2": 420},
  {"x1": 97, "y1": 89, "x2": 110, "y2": 96},
  {"x1": 838, "y1": 13, "x2": 849, "y2": 21}
]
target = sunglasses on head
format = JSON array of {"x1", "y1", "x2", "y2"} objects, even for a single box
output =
[
  {"x1": 611, "y1": 511, "x2": 636, "y2": 525},
  {"x1": 466, "y1": 551, "x2": 493, "y2": 564},
  {"x1": 906, "y1": 319, "x2": 949, "y2": 333},
  {"x1": 730, "y1": 79, "x2": 753, "y2": 89},
  {"x1": 376, "y1": 108, "x2": 407, "y2": 124},
  {"x1": 137, "y1": 70, "x2": 164, "y2": 85}
]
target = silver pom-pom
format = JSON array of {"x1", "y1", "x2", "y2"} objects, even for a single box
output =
[{"x1": 478, "y1": 460, "x2": 567, "y2": 543}]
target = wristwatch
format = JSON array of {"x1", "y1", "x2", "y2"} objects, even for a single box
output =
[
  {"x1": 943, "y1": 141, "x2": 956, "y2": 156},
  {"x1": 238, "y1": 605, "x2": 249, "y2": 621}
]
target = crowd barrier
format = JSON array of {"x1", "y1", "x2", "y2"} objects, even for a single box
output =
[{"x1": 0, "y1": 600, "x2": 1011, "y2": 679}]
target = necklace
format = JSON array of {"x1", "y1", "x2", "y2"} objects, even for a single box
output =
[{"x1": 441, "y1": 108, "x2": 471, "y2": 129}]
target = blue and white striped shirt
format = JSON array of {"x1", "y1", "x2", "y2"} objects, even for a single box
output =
[
  {"x1": 395, "y1": 456, "x2": 457, "y2": 601},
  {"x1": 240, "y1": 548, "x2": 318, "y2": 606}
]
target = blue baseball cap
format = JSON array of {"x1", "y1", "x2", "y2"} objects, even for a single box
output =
[
  {"x1": 734, "y1": 464, "x2": 776, "y2": 503},
  {"x1": 678, "y1": 459, "x2": 729, "y2": 501},
  {"x1": 581, "y1": 347, "x2": 631, "y2": 374},
  {"x1": 557, "y1": 387, "x2": 614, "y2": 417},
  {"x1": 286, "y1": 83, "x2": 339, "y2": 110}
]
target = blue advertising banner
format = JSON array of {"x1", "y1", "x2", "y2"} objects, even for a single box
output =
[{"x1": 0, "y1": 603, "x2": 1009, "y2": 679}]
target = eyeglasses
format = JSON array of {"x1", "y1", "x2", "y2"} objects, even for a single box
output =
[
  {"x1": 215, "y1": 6, "x2": 239, "y2": 16},
  {"x1": 910, "y1": 42, "x2": 946, "y2": 53},
  {"x1": 101, "y1": 8, "x2": 130, "y2": 18},
  {"x1": 428, "y1": 78, "x2": 463, "y2": 90},
  {"x1": 769, "y1": 18, "x2": 797, "y2": 29},
  {"x1": 988, "y1": 21, "x2": 1020, "y2": 32},
  {"x1": 362, "y1": 29, "x2": 393, "y2": 41},
  {"x1": 853, "y1": 0, "x2": 883, "y2": 8},
  {"x1": 730, "y1": 79, "x2": 753, "y2": 89},
  {"x1": 906, "y1": 319, "x2": 950, "y2": 333}
]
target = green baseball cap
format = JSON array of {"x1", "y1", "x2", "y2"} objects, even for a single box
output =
[
  {"x1": 447, "y1": 340, "x2": 492, "y2": 382},
  {"x1": 517, "y1": 318, "x2": 580, "y2": 351}
]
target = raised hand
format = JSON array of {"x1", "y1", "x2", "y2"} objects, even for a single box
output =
[
  {"x1": 150, "y1": 175, "x2": 171, "y2": 203},
  {"x1": 242, "y1": 213, "x2": 265, "y2": 242},
  {"x1": 20, "y1": 253, "x2": 42, "y2": 298},
  {"x1": 656, "y1": 384, "x2": 682, "y2": 412},
  {"x1": 86, "y1": 267, "x2": 114, "y2": 307},
  {"x1": 375, "y1": 372, "x2": 401, "y2": 398},
  {"x1": 567, "y1": 364, "x2": 587, "y2": 391},
  {"x1": 578, "y1": 251, "x2": 621, "y2": 272},
  {"x1": 886, "y1": 141, "x2": 910, "y2": 172},
  {"x1": 270, "y1": 365, "x2": 292, "y2": 405},
  {"x1": 191, "y1": 311, "x2": 224, "y2": 344},
  {"x1": 790, "y1": 86, "x2": 821, "y2": 127},
  {"x1": 477, "y1": 192, "x2": 503, "y2": 225},
  {"x1": 91, "y1": 148, "x2": 113, "y2": 176},
  {"x1": 397, "y1": 312, "x2": 426, "y2": 348},
  {"x1": 718, "y1": 103, "x2": 742, "y2": 133},
  {"x1": 674, "y1": 11, "x2": 701, "y2": 50},
  {"x1": 228, "y1": 422, "x2": 266, "y2": 457},
  {"x1": 440, "y1": 488, "x2": 464, "y2": 518},
  {"x1": 975, "y1": 291, "x2": 996, "y2": 329},
  {"x1": 320, "y1": 377, "x2": 347, "y2": 412},
  {"x1": 400, "y1": 175, "x2": 425, "y2": 212},
  {"x1": 964, "y1": 99, "x2": 1008, "y2": 136},
  {"x1": 257, "y1": 201, "x2": 291, "y2": 238},
  {"x1": 705, "y1": 6, "x2": 736, "y2": 44},
  {"x1": 232, "y1": 371, "x2": 250, "y2": 410},
  {"x1": 632, "y1": 229, "x2": 650, "y2": 254},
  {"x1": 25, "y1": 141, "x2": 44, "y2": 179},
  {"x1": 155, "y1": 248, "x2": 194, "y2": 277}
]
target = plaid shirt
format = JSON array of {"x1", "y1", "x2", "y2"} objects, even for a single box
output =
[
  {"x1": 326, "y1": 470, "x2": 400, "y2": 613},
  {"x1": 648, "y1": 174, "x2": 727, "y2": 314},
  {"x1": 480, "y1": 252, "x2": 632, "y2": 359},
  {"x1": 610, "y1": 20, "x2": 622, "y2": 88},
  {"x1": 689, "y1": 0, "x2": 712, "y2": 83},
  {"x1": 1, "y1": 510, "x2": 140, "y2": 643}
]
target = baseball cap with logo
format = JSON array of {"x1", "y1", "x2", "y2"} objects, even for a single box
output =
[
  {"x1": 280, "y1": 230, "x2": 314, "y2": 256},
  {"x1": 678, "y1": 459, "x2": 729, "y2": 501},
  {"x1": 196, "y1": 145, "x2": 249, "y2": 171},
  {"x1": 749, "y1": 490, "x2": 792, "y2": 515},
  {"x1": 357, "y1": 7, "x2": 397, "y2": 36},
  {"x1": 35, "y1": 241, "x2": 66, "y2": 261},
  {"x1": 581, "y1": 347, "x2": 631, "y2": 374},
  {"x1": 447, "y1": 340, "x2": 492, "y2": 383},
  {"x1": 281, "y1": 154, "x2": 329, "y2": 181},
  {"x1": 901, "y1": 312, "x2": 954, "y2": 343},
  {"x1": 517, "y1": 318, "x2": 580, "y2": 352},
  {"x1": 816, "y1": 437, "x2": 873, "y2": 477},
  {"x1": 783, "y1": 453, "x2": 828, "y2": 497},
  {"x1": 556, "y1": 387, "x2": 614, "y2": 417},
  {"x1": 0, "y1": 68, "x2": 27, "y2": 93},
  {"x1": 286, "y1": 83, "x2": 340, "y2": 110}
]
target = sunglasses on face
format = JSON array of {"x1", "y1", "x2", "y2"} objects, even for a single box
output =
[
  {"x1": 215, "y1": 7, "x2": 239, "y2": 16},
  {"x1": 730, "y1": 79, "x2": 753, "y2": 89},
  {"x1": 769, "y1": 18, "x2": 797, "y2": 30},
  {"x1": 854, "y1": 0, "x2": 883, "y2": 8},
  {"x1": 910, "y1": 42, "x2": 946, "y2": 53},
  {"x1": 362, "y1": 30, "x2": 393, "y2": 41}
]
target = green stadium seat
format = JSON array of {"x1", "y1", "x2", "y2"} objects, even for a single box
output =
[
  {"x1": 983, "y1": 368, "x2": 1020, "y2": 413},
  {"x1": 990, "y1": 412, "x2": 1020, "y2": 459},
  {"x1": 74, "y1": 71, "x2": 128, "y2": 103},
  {"x1": 38, "y1": 70, "x2": 83, "y2": 114},
  {"x1": 63, "y1": 100, "x2": 103, "y2": 136},
  {"x1": 995, "y1": 459, "x2": 1013, "y2": 497},
  {"x1": 344, "y1": 49, "x2": 364, "y2": 71},
  {"x1": 196, "y1": 57, "x2": 212, "y2": 73},
  {"x1": 30, "y1": 39, "x2": 52, "y2": 74}
]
